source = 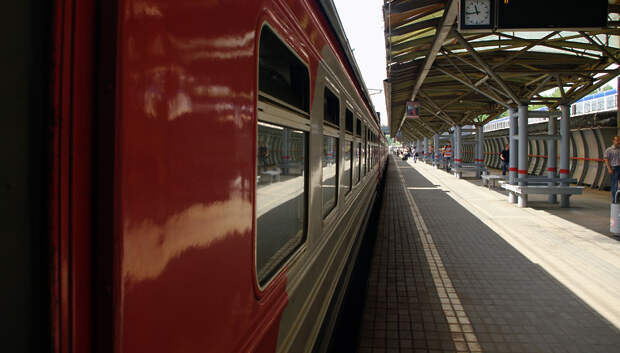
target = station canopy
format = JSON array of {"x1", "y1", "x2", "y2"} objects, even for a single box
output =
[{"x1": 384, "y1": 0, "x2": 620, "y2": 142}]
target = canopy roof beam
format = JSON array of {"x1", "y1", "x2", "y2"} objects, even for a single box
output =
[
  {"x1": 436, "y1": 67, "x2": 511, "y2": 109},
  {"x1": 395, "y1": 0, "x2": 459, "y2": 135},
  {"x1": 419, "y1": 91, "x2": 457, "y2": 125},
  {"x1": 453, "y1": 30, "x2": 522, "y2": 104},
  {"x1": 580, "y1": 31, "x2": 620, "y2": 67}
]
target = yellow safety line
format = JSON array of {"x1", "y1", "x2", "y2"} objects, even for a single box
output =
[{"x1": 396, "y1": 161, "x2": 482, "y2": 353}]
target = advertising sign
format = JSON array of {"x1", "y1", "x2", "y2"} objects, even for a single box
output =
[{"x1": 405, "y1": 101, "x2": 419, "y2": 119}]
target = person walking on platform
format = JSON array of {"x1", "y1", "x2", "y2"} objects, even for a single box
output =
[
  {"x1": 413, "y1": 146, "x2": 417, "y2": 163},
  {"x1": 605, "y1": 135, "x2": 620, "y2": 202},
  {"x1": 500, "y1": 144, "x2": 509, "y2": 176},
  {"x1": 443, "y1": 142, "x2": 452, "y2": 172}
]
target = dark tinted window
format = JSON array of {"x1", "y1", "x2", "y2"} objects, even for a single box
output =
[
  {"x1": 259, "y1": 27, "x2": 309, "y2": 113},
  {"x1": 356, "y1": 118, "x2": 362, "y2": 136},
  {"x1": 324, "y1": 88, "x2": 339, "y2": 126},
  {"x1": 345, "y1": 109, "x2": 353, "y2": 133}
]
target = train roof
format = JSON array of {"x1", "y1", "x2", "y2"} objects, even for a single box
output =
[
  {"x1": 575, "y1": 88, "x2": 617, "y2": 102},
  {"x1": 318, "y1": 0, "x2": 380, "y2": 127}
]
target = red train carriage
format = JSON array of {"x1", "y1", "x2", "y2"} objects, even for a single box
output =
[{"x1": 7, "y1": 0, "x2": 387, "y2": 352}]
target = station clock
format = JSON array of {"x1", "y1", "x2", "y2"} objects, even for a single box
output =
[{"x1": 458, "y1": 0, "x2": 495, "y2": 32}]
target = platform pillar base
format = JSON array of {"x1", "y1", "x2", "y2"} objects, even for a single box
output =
[
  {"x1": 518, "y1": 194, "x2": 527, "y2": 208},
  {"x1": 560, "y1": 195, "x2": 570, "y2": 208}
]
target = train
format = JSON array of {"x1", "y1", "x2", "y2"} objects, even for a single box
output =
[
  {"x1": 483, "y1": 88, "x2": 618, "y2": 132},
  {"x1": 7, "y1": 0, "x2": 387, "y2": 352}
]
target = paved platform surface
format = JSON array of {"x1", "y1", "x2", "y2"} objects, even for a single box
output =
[{"x1": 357, "y1": 156, "x2": 620, "y2": 353}]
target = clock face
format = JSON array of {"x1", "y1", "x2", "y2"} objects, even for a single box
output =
[{"x1": 463, "y1": 0, "x2": 491, "y2": 26}]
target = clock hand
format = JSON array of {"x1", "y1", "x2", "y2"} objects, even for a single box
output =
[{"x1": 474, "y1": 5, "x2": 479, "y2": 15}]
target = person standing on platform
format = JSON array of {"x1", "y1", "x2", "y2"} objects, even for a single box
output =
[
  {"x1": 500, "y1": 144, "x2": 509, "y2": 176},
  {"x1": 443, "y1": 142, "x2": 452, "y2": 172},
  {"x1": 604, "y1": 135, "x2": 620, "y2": 202},
  {"x1": 412, "y1": 146, "x2": 417, "y2": 163}
]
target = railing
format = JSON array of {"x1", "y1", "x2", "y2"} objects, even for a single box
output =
[{"x1": 462, "y1": 126, "x2": 616, "y2": 190}]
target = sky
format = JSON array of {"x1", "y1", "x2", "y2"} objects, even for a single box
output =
[{"x1": 333, "y1": 0, "x2": 388, "y2": 126}]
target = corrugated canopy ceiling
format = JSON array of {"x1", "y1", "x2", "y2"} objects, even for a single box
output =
[{"x1": 384, "y1": 0, "x2": 620, "y2": 142}]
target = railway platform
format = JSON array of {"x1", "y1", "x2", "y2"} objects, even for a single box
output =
[{"x1": 356, "y1": 155, "x2": 620, "y2": 353}]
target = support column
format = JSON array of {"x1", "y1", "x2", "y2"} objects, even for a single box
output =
[
  {"x1": 434, "y1": 134, "x2": 440, "y2": 168},
  {"x1": 518, "y1": 104, "x2": 528, "y2": 207},
  {"x1": 454, "y1": 125, "x2": 462, "y2": 178},
  {"x1": 475, "y1": 125, "x2": 484, "y2": 178},
  {"x1": 559, "y1": 104, "x2": 570, "y2": 207},
  {"x1": 547, "y1": 116, "x2": 557, "y2": 203},
  {"x1": 508, "y1": 107, "x2": 518, "y2": 204},
  {"x1": 423, "y1": 137, "x2": 429, "y2": 163}
]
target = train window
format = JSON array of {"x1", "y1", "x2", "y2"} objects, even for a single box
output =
[
  {"x1": 354, "y1": 143, "x2": 360, "y2": 185},
  {"x1": 256, "y1": 121, "x2": 307, "y2": 286},
  {"x1": 598, "y1": 98, "x2": 605, "y2": 111},
  {"x1": 345, "y1": 108, "x2": 354, "y2": 133},
  {"x1": 584, "y1": 101, "x2": 591, "y2": 113},
  {"x1": 356, "y1": 118, "x2": 362, "y2": 136},
  {"x1": 259, "y1": 26, "x2": 309, "y2": 114},
  {"x1": 356, "y1": 142, "x2": 362, "y2": 184},
  {"x1": 342, "y1": 141, "x2": 353, "y2": 194},
  {"x1": 606, "y1": 96, "x2": 615, "y2": 109},
  {"x1": 324, "y1": 88, "x2": 339, "y2": 127},
  {"x1": 362, "y1": 128, "x2": 367, "y2": 176},
  {"x1": 322, "y1": 134, "x2": 339, "y2": 217}
]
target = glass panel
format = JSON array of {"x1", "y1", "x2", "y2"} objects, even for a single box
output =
[
  {"x1": 362, "y1": 141, "x2": 367, "y2": 177},
  {"x1": 356, "y1": 118, "x2": 362, "y2": 136},
  {"x1": 342, "y1": 141, "x2": 352, "y2": 194},
  {"x1": 345, "y1": 109, "x2": 354, "y2": 133},
  {"x1": 322, "y1": 136, "x2": 338, "y2": 217},
  {"x1": 355, "y1": 143, "x2": 361, "y2": 184},
  {"x1": 256, "y1": 121, "x2": 306, "y2": 285},
  {"x1": 324, "y1": 89, "x2": 339, "y2": 126},
  {"x1": 259, "y1": 27, "x2": 309, "y2": 113},
  {"x1": 606, "y1": 95, "x2": 615, "y2": 109}
]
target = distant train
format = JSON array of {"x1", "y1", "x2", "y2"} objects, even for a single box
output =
[{"x1": 484, "y1": 88, "x2": 618, "y2": 132}]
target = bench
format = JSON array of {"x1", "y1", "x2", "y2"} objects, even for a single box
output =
[
  {"x1": 260, "y1": 169, "x2": 282, "y2": 184},
  {"x1": 481, "y1": 174, "x2": 506, "y2": 189},
  {"x1": 500, "y1": 182, "x2": 583, "y2": 207},
  {"x1": 452, "y1": 164, "x2": 488, "y2": 179}
]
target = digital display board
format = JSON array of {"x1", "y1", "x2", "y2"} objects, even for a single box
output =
[{"x1": 497, "y1": 0, "x2": 607, "y2": 29}]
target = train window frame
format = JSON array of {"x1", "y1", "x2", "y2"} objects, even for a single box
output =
[
  {"x1": 343, "y1": 136, "x2": 354, "y2": 196},
  {"x1": 355, "y1": 141, "x2": 362, "y2": 185},
  {"x1": 345, "y1": 107, "x2": 354, "y2": 134},
  {"x1": 322, "y1": 125, "x2": 340, "y2": 219},
  {"x1": 361, "y1": 124, "x2": 367, "y2": 177},
  {"x1": 323, "y1": 86, "x2": 340, "y2": 128},
  {"x1": 258, "y1": 24, "x2": 310, "y2": 118},
  {"x1": 254, "y1": 23, "x2": 311, "y2": 292}
]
